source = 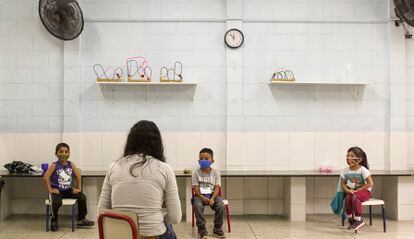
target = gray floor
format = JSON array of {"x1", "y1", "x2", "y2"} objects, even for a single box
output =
[{"x1": 0, "y1": 214, "x2": 412, "y2": 239}]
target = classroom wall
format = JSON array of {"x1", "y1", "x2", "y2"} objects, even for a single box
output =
[{"x1": 0, "y1": 0, "x2": 412, "y2": 217}]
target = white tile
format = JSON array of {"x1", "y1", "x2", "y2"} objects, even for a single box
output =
[
  {"x1": 200, "y1": 132, "x2": 226, "y2": 170},
  {"x1": 102, "y1": 132, "x2": 126, "y2": 168},
  {"x1": 244, "y1": 199, "x2": 268, "y2": 214},
  {"x1": 83, "y1": 177, "x2": 100, "y2": 205},
  {"x1": 390, "y1": 132, "x2": 408, "y2": 170},
  {"x1": 226, "y1": 177, "x2": 243, "y2": 200},
  {"x1": 364, "y1": 132, "x2": 386, "y2": 169},
  {"x1": 162, "y1": 132, "x2": 177, "y2": 167},
  {"x1": 313, "y1": 198, "x2": 332, "y2": 214},
  {"x1": 290, "y1": 177, "x2": 306, "y2": 205},
  {"x1": 264, "y1": 132, "x2": 290, "y2": 168},
  {"x1": 243, "y1": 132, "x2": 265, "y2": 166},
  {"x1": 12, "y1": 199, "x2": 38, "y2": 214},
  {"x1": 398, "y1": 177, "x2": 414, "y2": 205},
  {"x1": 290, "y1": 132, "x2": 315, "y2": 170},
  {"x1": 398, "y1": 205, "x2": 414, "y2": 220},
  {"x1": 226, "y1": 132, "x2": 243, "y2": 166},
  {"x1": 15, "y1": 133, "x2": 39, "y2": 165},
  {"x1": 268, "y1": 199, "x2": 283, "y2": 214},
  {"x1": 14, "y1": 178, "x2": 39, "y2": 198},
  {"x1": 227, "y1": 199, "x2": 243, "y2": 215},
  {"x1": 314, "y1": 132, "x2": 339, "y2": 169},
  {"x1": 0, "y1": 133, "x2": 16, "y2": 166},
  {"x1": 244, "y1": 177, "x2": 267, "y2": 199},
  {"x1": 176, "y1": 132, "x2": 200, "y2": 166},
  {"x1": 80, "y1": 133, "x2": 103, "y2": 167},
  {"x1": 267, "y1": 177, "x2": 284, "y2": 199},
  {"x1": 289, "y1": 204, "x2": 306, "y2": 221},
  {"x1": 313, "y1": 177, "x2": 337, "y2": 198}
]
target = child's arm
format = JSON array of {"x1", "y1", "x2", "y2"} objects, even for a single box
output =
[
  {"x1": 71, "y1": 161, "x2": 82, "y2": 194},
  {"x1": 355, "y1": 175, "x2": 373, "y2": 192},
  {"x1": 42, "y1": 163, "x2": 59, "y2": 194},
  {"x1": 341, "y1": 178, "x2": 353, "y2": 194},
  {"x1": 209, "y1": 186, "x2": 220, "y2": 205}
]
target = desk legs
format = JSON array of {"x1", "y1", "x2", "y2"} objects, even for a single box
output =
[
  {"x1": 185, "y1": 177, "x2": 193, "y2": 223},
  {"x1": 283, "y1": 177, "x2": 306, "y2": 222}
]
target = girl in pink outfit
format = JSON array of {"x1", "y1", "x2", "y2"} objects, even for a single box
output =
[{"x1": 340, "y1": 147, "x2": 373, "y2": 231}]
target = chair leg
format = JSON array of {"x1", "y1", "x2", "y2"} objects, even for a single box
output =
[
  {"x1": 382, "y1": 205, "x2": 386, "y2": 233},
  {"x1": 72, "y1": 205, "x2": 75, "y2": 232},
  {"x1": 369, "y1": 205, "x2": 372, "y2": 226},
  {"x1": 192, "y1": 206, "x2": 195, "y2": 228},
  {"x1": 45, "y1": 205, "x2": 49, "y2": 232},
  {"x1": 225, "y1": 205, "x2": 231, "y2": 233}
]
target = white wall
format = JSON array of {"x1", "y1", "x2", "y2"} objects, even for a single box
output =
[{"x1": 1, "y1": 0, "x2": 413, "y2": 216}]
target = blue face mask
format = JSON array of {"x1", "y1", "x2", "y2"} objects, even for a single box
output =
[{"x1": 199, "y1": 159, "x2": 212, "y2": 169}]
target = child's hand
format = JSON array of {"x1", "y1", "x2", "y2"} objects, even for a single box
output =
[
  {"x1": 201, "y1": 197, "x2": 210, "y2": 205},
  {"x1": 73, "y1": 188, "x2": 81, "y2": 194},
  {"x1": 50, "y1": 189, "x2": 60, "y2": 194},
  {"x1": 209, "y1": 199, "x2": 214, "y2": 206}
]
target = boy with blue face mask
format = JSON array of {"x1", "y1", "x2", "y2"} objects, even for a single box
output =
[{"x1": 191, "y1": 148, "x2": 225, "y2": 239}]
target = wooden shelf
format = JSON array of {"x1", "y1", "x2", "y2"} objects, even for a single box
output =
[
  {"x1": 268, "y1": 81, "x2": 370, "y2": 100},
  {"x1": 97, "y1": 81, "x2": 197, "y2": 86},
  {"x1": 268, "y1": 81, "x2": 370, "y2": 86},
  {"x1": 97, "y1": 81, "x2": 197, "y2": 101}
]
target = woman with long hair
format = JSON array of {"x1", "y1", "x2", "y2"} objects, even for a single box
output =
[{"x1": 98, "y1": 120, "x2": 181, "y2": 238}]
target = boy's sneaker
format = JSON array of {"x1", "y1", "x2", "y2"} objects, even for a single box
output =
[
  {"x1": 347, "y1": 218, "x2": 355, "y2": 230},
  {"x1": 212, "y1": 228, "x2": 226, "y2": 238},
  {"x1": 199, "y1": 230, "x2": 208, "y2": 239},
  {"x1": 77, "y1": 218, "x2": 95, "y2": 227},
  {"x1": 351, "y1": 219, "x2": 365, "y2": 231},
  {"x1": 51, "y1": 220, "x2": 59, "y2": 232}
]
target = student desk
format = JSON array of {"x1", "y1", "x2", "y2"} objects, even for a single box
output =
[{"x1": 1, "y1": 170, "x2": 413, "y2": 221}]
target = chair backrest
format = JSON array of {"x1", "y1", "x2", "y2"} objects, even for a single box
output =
[{"x1": 98, "y1": 209, "x2": 139, "y2": 239}]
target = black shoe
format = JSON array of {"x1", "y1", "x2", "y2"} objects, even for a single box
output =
[
  {"x1": 213, "y1": 228, "x2": 225, "y2": 238},
  {"x1": 352, "y1": 219, "x2": 365, "y2": 231},
  {"x1": 199, "y1": 229, "x2": 208, "y2": 239},
  {"x1": 77, "y1": 218, "x2": 95, "y2": 227},
  {"x1": 51, "y1": 220, "x2": 59, "y2": 232},
  {"x1": 347, "y1": 218, "x2": 355, "y2": 230}
]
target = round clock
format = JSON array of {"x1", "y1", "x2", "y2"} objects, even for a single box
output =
[{"x1": 224, "y1": 28, "x2": 244, "y2": 49}]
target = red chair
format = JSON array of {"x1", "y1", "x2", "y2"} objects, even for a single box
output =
[
  {"x1": 98, "y1": 210, "x2": 139, "y2": 239},
  {"x1": 191, "y1": 187, "x2": 231, "y2": 233}
]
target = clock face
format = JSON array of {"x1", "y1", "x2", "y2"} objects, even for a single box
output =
[{"x1": 225, "y1": 28, "x2": 244, "y2": 48}]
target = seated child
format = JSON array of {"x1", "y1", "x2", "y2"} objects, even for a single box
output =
[
  {"x1": 340, "y1": 146, "x2": 373, "y2": 231},
  {"x1": 43, "y1": 143, "x2": 95, "y2": 231},
  {"x1": 191, "y1": 148, "x2": 225, "y2": 239}
]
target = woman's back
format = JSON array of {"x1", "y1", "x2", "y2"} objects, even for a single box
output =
[{"x1": 98, "y1": 154, "x2": 181, "y2": 236}]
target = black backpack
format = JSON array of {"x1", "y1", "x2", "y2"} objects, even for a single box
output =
[{"x1": 4, "y1": 161, "x2": 36, "y2": 174}]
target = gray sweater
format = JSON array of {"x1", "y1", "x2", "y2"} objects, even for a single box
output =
[{"x1": 97, "y1": 154, "x2": 182, "y2": 236}]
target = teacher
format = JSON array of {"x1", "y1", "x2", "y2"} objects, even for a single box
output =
[{"x1": 98, "y1": 120, "x2": 181, "y2": 238}]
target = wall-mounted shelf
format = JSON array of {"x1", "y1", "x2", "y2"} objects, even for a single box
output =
[
  {"x1": 97, "y1": 81, "x2": 197, "y2": 86},
  {"x1": 268, "y1": 81, "x2": 370, "y2": 100},
  {"x1": 97, "y1": 81, "x2": 197, "y2": 101}
]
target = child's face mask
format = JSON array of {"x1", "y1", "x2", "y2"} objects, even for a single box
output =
[
  {"x1": 57, "y1": 152, "x2": 70, "y2": 161},
  {"x1": 199, "y1": 159, "x2": 212, "y2": 169}
]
